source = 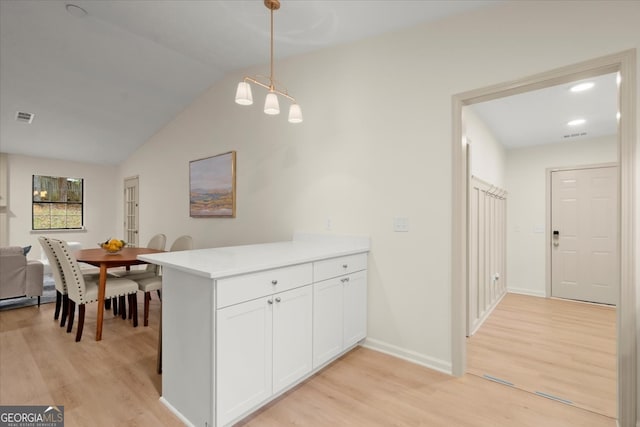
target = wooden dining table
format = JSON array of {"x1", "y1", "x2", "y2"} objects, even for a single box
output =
[{"x1": 74, "y1": 247, "x2": 165, "y2": 341}]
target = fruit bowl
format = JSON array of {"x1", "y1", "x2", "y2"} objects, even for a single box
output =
[{"x1": 99, "y1": 238, "x2": 126, "y2": 254}]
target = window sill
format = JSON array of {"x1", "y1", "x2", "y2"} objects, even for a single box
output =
[{"x1": 30, "y1": 228, "x2": 87, "y2": 234}]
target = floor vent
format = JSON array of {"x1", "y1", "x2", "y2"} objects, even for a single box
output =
[
  {"x1": 482, "y1": 374, "x2": 514, "y2": 387},
  {"x1": 16, "y1": 111, "x2": 35, "y2": 124},
  {"x1": 535, "y1": 391, "x2": 573, "y2": 405}
]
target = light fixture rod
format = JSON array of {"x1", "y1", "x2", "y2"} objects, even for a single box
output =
[
  {"x1": 270, "y1": 5, "x2": 274, "y2": 89},
  {"x1": 243, "y1": 76, "x2": 296, "y2": 103}
]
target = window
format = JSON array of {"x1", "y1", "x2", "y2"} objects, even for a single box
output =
[{"x1": 32, "y1": 175, "x2": 83, "y2": 230}]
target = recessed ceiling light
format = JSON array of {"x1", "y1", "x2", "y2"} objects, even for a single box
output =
[
  {"x1": 65, "y1": 4, "x2": 88, "y2": 18},
  {"x1": 570, "y1": 82, "x2": 595, "y2": 92},
  {"x1": 567, "y1": 118, "x2": 586, "y2": 126}
]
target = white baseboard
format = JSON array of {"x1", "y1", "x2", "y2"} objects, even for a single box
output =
[
  {"x1": 469, "y1": 290, "x2": 506, "y2": 336},
  {"x1": 159, "y1": 397, "x2": 195, "y2": 427},
  {"x1": 506, "y1": 287, "x2": 546, "y2": 298},
  {"x1": 362, "y1": 338, "x2": 452, "y2": 375}
]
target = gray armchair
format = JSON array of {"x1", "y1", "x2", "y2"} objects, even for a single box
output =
[{"x1": 0, "y1": 246, "x2": 44, "y2": 306}]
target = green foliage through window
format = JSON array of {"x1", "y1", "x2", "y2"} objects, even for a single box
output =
[{"x1": 32, "y1": 175, "x2": 84, "y2": 230}]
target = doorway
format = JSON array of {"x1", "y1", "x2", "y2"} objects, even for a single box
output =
[
  {"x1": 464, "y1": 78, "x2": 618, "y2": 417},
  {"x1": 451, "y1": 50, "x2": 636, "y2": 426},
  {"x1": 124, "y1": 176, "x2": 139, "y2": 247}
]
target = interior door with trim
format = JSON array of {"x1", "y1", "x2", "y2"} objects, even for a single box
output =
[
  {"x1": 551, "y1": 166, "x2": 618, "y2": 305},
  {"x1": 123, "y1": 176, "x2": 139, "y2": 247}
]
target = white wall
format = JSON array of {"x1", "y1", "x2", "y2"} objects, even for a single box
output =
[
  {"x1": 464, "y1": 107, "x2": 507, "y2": 188},
  {"x1": 5, "y1": 154, "x2": 118, "y2": 260},
  {"x1": 117, "y1": 0, "x2": 640, "y2": 380},
  {"x1": 505, "y1": 136, "x2": 618, "y2": 296}
]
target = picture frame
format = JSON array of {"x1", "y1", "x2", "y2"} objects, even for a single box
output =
[{"x1": 189, "y1": 151, "x2": 236, "y2": 217}]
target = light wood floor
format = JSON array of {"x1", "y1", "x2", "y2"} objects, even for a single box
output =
[
  {"x1": 467, "y1": 292, "x2": 617, "y2": 418},
  {"x1": 1, "y1": 298, "x2": 615, "y2": 426}
]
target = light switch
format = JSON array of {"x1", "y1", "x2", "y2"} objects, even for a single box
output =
[{"x1": 393, "y1": 217, "x2": 409, "y2": 232}]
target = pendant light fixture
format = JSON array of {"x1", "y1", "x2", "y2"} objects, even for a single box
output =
[{"x1": 235, "y1": 0, "x2": 302, "y2": 123}]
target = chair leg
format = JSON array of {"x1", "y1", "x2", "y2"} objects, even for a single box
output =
[
  {"x1": 128, "y1": 295, "x2": 133, "y2": 319},
  {"x1": 156, "y1": 289, "x2": 162, "y2": 300},
  {"x1": 75, "y1": 304, "x2": 85, "y2": 342},
  {"x1": 131, "y1": 293, "x2": 138, "y2": 328},
  {"x1": 105, "y1": 298, "x2": 112, "y2": 310},
  {"x1": 144, "y1": 292, "x2": 151, "y2": 327},
  {"x1": 37, "y1": 296, "x2": 41, "y2": 307},
  {"x1": 67, "y1": 300, "x2": 75, "y2": 333},
  {"x1": 54, "y1": 291, "x2": 62, "y2": 320},
  {"x1": 60, "y1": 294, "x2": 69, "y2": 327},
  {"x1": 112, "y1": 297, "x2": 118, "y2": 316},
  {"x1": 120, "y1": 295, "x2": 126, "y2": 320}
]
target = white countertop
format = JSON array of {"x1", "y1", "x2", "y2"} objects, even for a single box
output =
[{"x1": 138, "y1": 234, "x2": 370, "y2": 279}]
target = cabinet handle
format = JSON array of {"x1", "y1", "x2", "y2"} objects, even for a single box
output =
[
  {"x1": 271, "y1": 280, "x2": 278, "y2": 285},
  {"x1": 275, "y1": 297, "x2": 281, "y2": 303},
  {"x1": 267, "y1": 299, "x2": 273, "y2": 305},
  {"x1": 342, "y1": 264, "x2": 348, "y2": 269}
]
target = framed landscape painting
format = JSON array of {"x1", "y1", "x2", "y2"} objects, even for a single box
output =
[{"x1": 189, "y1": 151, "x2": 236, "y2": 217}]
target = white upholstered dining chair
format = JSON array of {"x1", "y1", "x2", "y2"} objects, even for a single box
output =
[
  {"x1": 135, "y1": 235, "x2": 193, "y2": 327},
  {"x1": 111, "y1": 233, "x2": 166, "y2": 280},
  {"x1": 38, "y1": 236, "x2": 69, "y2": 326},
  {"x1": 50, "y1": 239, "x2": 140, "y2": 341}
]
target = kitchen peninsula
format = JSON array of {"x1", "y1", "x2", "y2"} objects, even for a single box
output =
[{"x1": 138, "y1": 233, "x2": 370, "y2": 427}]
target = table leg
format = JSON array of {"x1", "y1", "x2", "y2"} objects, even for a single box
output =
[{"x1": 96, "y1": 263, "x2": 107, "y2": 341}]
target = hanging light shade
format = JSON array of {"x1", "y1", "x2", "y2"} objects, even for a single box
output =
[
  {"x1": 264, "y1": 92, "x2": 280, "y2": 115},
  {"x1": 288, "y1": 103, "x2": 303, "y2": 123},
  {"x1": 235, "y1": 82, "x2": 253, "y2": 105},
  {"x1": 234, "y1": 0, "x2": 302, "y2": 124}
]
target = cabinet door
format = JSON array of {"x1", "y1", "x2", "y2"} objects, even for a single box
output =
[
  {"x1": 343, "y1": 270, "x2": 367, "y2": 348},
  {"x1": 272, "y1": 285, "x2": 313, "y2": 394},
  {"x1": 312, "y1": 278, "x2": 344, "y2": 369},
  {"x1": 216, "y1": 297, "x2": 273, "y2": 427}
]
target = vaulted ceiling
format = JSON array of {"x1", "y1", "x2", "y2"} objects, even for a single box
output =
[{"x1": 1, "y1": 1, "x2": 616, "y2": 165}]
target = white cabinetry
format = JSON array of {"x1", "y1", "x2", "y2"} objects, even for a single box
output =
[
  {"x1": 313, "y1": 254, "x2": 368, "y2": 368},
  {"x1": 216, "y1": 265, "x2": 313, "y2": 427},
  {"x1": 216, "y1": 296, "x2": 272, "y2": 426},
  {"x1": 142, "y1": 237, "x2": 370, "y2": 427}
]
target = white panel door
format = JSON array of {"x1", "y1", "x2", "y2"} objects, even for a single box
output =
[
  {"x1": 216, "y1": 297, "x2": 273, "y2": 426},
  {"x1": 272, "y1": 285, "x2": 313, "y2": 394},
  {"x1": 551, "y1": 166, "x2": 618, "y2": 305},
  {"x1": 123, "y1": 177, "x2": 139, "y2": 247}
]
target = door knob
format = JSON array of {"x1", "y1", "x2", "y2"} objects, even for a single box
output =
[{"x1": 553, "y1": 230, "x2": 560, "y2": 247}]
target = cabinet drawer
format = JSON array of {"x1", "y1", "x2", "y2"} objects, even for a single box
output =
[
  {"x1": 313, "y1": 253, "x2": 367, "y2": 282},
  {"x1": 216, "y1": 263, "x2": 313, "y2": 308}
]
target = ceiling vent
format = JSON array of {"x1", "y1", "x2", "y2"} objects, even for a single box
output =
[
  {"x1": 16, "y1": 111, "x2": 35, "y2": 124},
  {"x1": 563, "y1": 132, "x2": 587, "y2": 139}
]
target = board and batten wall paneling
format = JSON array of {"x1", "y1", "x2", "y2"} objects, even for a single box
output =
[{"x1": 468, "y1": 176, "x2": 507, "y2": 336}]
